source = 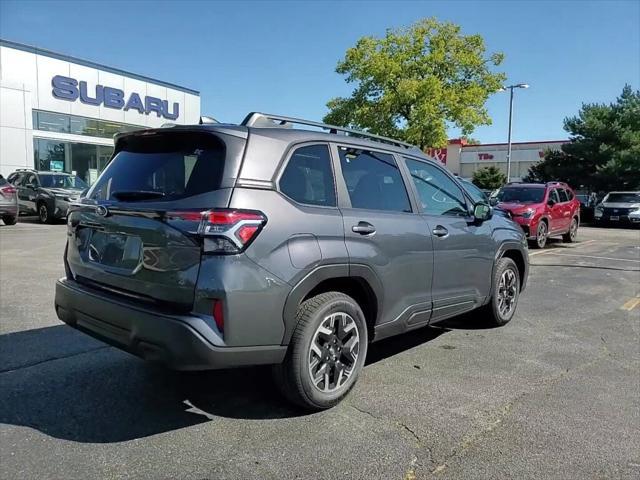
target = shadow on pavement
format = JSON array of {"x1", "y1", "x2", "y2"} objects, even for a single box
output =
[{"x1": 0, "y1": 310, "x2": 489, "y2": 443}]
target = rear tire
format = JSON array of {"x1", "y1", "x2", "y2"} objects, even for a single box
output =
[
  {"x1": 273, "y1": 292, "x2": 368, "y2": 410},
  {"x1": 2, "y1": 215, "x2": 17, "y2": 225},
  {"x1": 481, "y1": 257, "x2": 521, "y2": 327},
  {"x1": 562, "y1": 218, "x2": 578, "y2": 243}
]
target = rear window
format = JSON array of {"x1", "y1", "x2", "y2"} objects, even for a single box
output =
[
  {"x1": 0, "y1": 175, "x2": 6, "y2": 186},
  {"x1": 88, "y1": 132, "x2": 226, "y2": 202}
]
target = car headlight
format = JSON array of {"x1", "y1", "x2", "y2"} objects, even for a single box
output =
[{"x1": 521, "y1": 209, "x2": 534, "y2": 218}]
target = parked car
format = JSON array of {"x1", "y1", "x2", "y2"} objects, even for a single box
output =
[
  {"x1": 492, "y1": 182, "x2": 581, "y2": 249},
  {"x1": 0, "y1": 174, "x2": 18, "y2": 225},
  {"x1": 7, "y1": 169, "x2": 87, "y2": 223},
  {"x1": 55, "y1": 112, "x2": 529, "y2": 410},
  {"x1": 575, "y1": 193, "x2": 595, "y2": 222},
  {"x1": 594, "y1": 191, "x2": 640, "y2": 226}
]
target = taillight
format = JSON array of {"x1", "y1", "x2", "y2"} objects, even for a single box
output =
[
  {"x1": 166, "y1": 209, "x2": 267, "y2": 254},
  {"x1": 0, "y1": 185, "x2": 16, "y2": 197}
]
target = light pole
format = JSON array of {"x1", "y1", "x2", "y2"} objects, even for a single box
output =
[{"x1": 500, "y1": 83, "x2": 529, "y2": 183}]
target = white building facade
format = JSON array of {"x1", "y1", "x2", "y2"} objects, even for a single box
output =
[
  {"x1": 0, "y1": 39, "x2": 200, "y2": 183},
  {"x1": 427, "y1": 139, "x2": 567, "y2": 182}
]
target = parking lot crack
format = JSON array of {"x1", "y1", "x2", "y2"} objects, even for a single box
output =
[{"x1": 0, "y1": 346, "x2": 109, "y2": 374}]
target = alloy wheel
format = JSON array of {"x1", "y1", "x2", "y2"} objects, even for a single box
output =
[
  {"x1": 497, "y1": 268, "x2": 518, "y2": 318},
  {"x1": 39, "y1": 205, "x2": 48, "y2": 223},
  {"x1": 570, "y1": 219, "x2": 578, "y2": 241},
  {"x1": 536, "y1": 222, "x2": 547, "y2": 248},
  {"x1": 308, "y1": 312, "x2": 360, "y2": 393}
]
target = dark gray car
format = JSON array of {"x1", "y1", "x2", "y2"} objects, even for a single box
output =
[
  {"x1": 55, "y1": 113, "x2": 529, "y2": 409},
  {"x1": 8, "y1": 169, "x2": 87, "y2": 223}
]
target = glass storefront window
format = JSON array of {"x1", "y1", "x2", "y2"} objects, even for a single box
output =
[
  {"x1": 34, "y1": 110, "x2": 142, "y2": 139},
  {"x1": 33, "y1": 139, "x2": 114, "y2": 185}
]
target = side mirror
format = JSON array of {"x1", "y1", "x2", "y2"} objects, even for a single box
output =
[
  {"x1": 547, "y1": 198, "x2": 556, "y2": 207},
  {"x1": 473, "y1": 202, "x2": 492, "y2": 222},
  {"x1": 489, "y1": 197, "x2": 498, "y2": 206}
]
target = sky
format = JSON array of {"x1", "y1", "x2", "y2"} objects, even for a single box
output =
[{"x1": 0, "y1": 0, "x2": 638, "y2": 144}]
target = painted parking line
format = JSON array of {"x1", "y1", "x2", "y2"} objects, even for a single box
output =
[
  {"x1": 546, "y1": 253, "x2": 640, "y2": 263},
  {"x1": 528, "y1": 239, "x2": 599, "y2": 257},
  {"x1": 621, "y1": 297, "x2": 640, "y2": 311}
]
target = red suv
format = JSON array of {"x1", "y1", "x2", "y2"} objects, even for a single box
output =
[{"x1": 494, "y1": 182, "x2": 580, "y2": 248}]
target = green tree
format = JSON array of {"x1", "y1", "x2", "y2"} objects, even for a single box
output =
[
  {"x1": 472, "y1": 166, "x2": 507, "y2": 189},
  {"x1": 323, "y1": 18, "x2": 505, "y2": 149},
  {"x1": 523, "y1": 85, "x2": 640, "y2": 191}
]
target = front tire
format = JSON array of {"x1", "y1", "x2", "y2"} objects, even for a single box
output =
[
  {"x1": 563, "y1": 218, "x2": 578, "y2": 243},
  {"x1": 530, "y1": 220, "x2": 548, "y2": 249},
  {"x1": 38, "y1": 202, "x2": 53, "y2": 224},
  {"x1": 482, "y1": 257, "x2": 521, "y2": 327},
  {"x1": 273, "y1": 292, "x2": 368, "y2": 410}
]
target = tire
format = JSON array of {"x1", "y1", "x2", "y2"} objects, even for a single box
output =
[
  {"x1": 562, "y1": 217, "x2": 579, "y2": 243},
  {"x1": 38, "y1": 202, "x2": 53, "y2": 224},
  {"x1": 482, "y1": 257, "x2": 521, "y2": 327},
  {"x1": 530, "y1": 220, "x2": 548, "y2": 249},
  {"x1": 273, "y1": 291, "x2": 368, "y2": 410},
  {"x1": 2, "y1": 215, "x2": 17, "y2": 225}
]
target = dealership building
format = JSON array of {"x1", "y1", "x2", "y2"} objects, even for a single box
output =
[
  {"x1": 427, "y1": 138, "x2": 567, "y2": 182},
  {"x1": 0, "y1": 39, "x2": 200, "y2": 183}
]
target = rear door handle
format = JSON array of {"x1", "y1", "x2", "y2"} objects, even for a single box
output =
[
  {"x1": 352, "y1": 221, "x2": 376, "y2": 235},
  {"x1": 432, "y1": 225, "x2": 449, "y2": 237}
]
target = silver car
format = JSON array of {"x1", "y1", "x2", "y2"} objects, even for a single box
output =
[{"x1": 594, "y1": 191, "x2": 640, "y2": 225}]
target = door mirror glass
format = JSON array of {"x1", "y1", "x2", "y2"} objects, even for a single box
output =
[{"x1": 473, "y1": 202, "x2": 492, "y2": 221}]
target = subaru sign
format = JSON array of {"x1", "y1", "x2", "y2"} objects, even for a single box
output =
[{"x1": 51, "y1": 75, "x2": 179, "y2": 120}]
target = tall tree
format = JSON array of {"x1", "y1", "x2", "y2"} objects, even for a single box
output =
[
  {"x1": 524, "y1": 85, "x2": 640, "y2": 191},
  {"x1": 324, "y1": 18, "x2": 505, "y2": 149}
]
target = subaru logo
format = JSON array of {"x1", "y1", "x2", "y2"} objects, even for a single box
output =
[{"x1": 96, "y1": 205, "x2": 109, "y2": 217}]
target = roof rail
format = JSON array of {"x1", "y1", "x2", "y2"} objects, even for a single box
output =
[
  {"x1": 241, "y1": 112, "x2": 417, "y2": 150},
  {"x1": 15, "y1": 168, "x2": 37, "y2": 172}
]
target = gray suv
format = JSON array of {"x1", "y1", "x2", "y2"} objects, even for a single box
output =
[{"x1": 55, "y1": 113, "x2": 529, "y2": 409}]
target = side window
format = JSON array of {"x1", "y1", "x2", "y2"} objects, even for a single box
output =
[
  {"x1": 549, "y1": 189, "x2": 560, "y2": 203},
  {"x1": 404, "y1": 158, "x2": 468, "y2": 216},
  {"x1": 338, "y1": 147, "x2": 411, "y2": 212},
  {"x1": 9, "y1": 173, "x2": 22, "y2": 185},
  {"x1": 24, "y1": 174, "x2": 36, "y2": 187},
  {"x1": 565, "y1": 189, "x2": 574, "y2": 201},
  {"x1": 279, "y1": 144, "x2": 336, "y2": 207},
  {"x1": 556, "y1": 188, "x2": 568, "y2": 202}
]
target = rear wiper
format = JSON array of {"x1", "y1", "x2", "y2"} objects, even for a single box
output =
[{"x1": 111, "y1": 190, "x2": 166, "y2": 201}]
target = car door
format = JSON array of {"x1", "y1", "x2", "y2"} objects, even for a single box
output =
[
  {"x1": 333, "y1": 144, "x2": 433, "y2": 337},
  {"x1": 16, "y1": 173, "x2": 35, "y2": 215},
  {"x1": 556, "y1": 188, "x2": 572, "y2": 231},
  {"x1": 402, "y1": 157, "x2": 495, "y2": 322},
  {"x1": 547, "y1": 188, "x2": 565, "y2": 233}
]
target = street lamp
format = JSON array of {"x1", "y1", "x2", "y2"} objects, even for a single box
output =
[{"x1": 499, "y1": 83, "x2": 529, "y2": 182}]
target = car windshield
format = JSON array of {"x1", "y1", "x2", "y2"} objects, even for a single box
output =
[
  {"x1": 497, "y1": 187, "x2": 545, "y2": 204},
  {"x1": 40, "y1": 174, "x2": 88, "y2": 189},
  {"x1": 605, "y1": 193, "x2": 640, "y2": 203}
]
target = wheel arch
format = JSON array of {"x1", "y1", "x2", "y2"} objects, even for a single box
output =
[
  {"x1": 281, "y1": 264, "x2": 383, "y2": 345},
  {"x1": 495, "y1": 241, "x2": 529, "y2": 293}
]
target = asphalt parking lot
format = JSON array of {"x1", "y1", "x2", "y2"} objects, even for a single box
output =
[{"x1": 0, "y1": 220, "x2": 638, "y2": 479}]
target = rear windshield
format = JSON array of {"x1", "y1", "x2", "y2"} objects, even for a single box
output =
[
  {"x1": 605, "y1": 193, "x2": 640, "y2": 203},
  {"x1": 40, "y1": 174, "x2": 87, "y2": 189},
  {"x1": 0, "y1": 175, "x2": 6, "y2": 186},
  {"x1": 88, "y1": 132, "x2": 226, "y2": 202},
  {"x1": 497, "y1": 187, "x2": 545, "y2": 204}
]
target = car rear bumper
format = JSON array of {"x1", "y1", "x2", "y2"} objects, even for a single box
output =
[
  {"x1": 55, "y1": 277, "x2": 287, "y2": 370},
  {"x1": 0, "y1": 202, "x2": 18, "y2": 217}
]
